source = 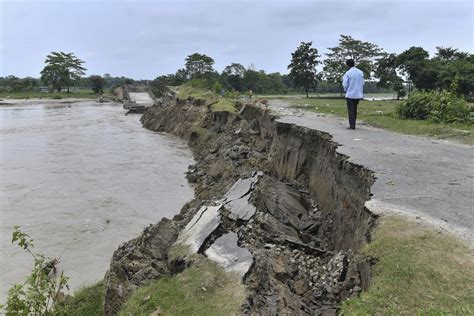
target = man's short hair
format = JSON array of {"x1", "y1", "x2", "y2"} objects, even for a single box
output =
[{"x1": 346, "y1": 59, "x2": 355, "y2": 67}]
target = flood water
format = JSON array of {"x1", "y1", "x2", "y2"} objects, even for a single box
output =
[{"x1": 0, "y1": 101, "x2": 194, "y2": 300}]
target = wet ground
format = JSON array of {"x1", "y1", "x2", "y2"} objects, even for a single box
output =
[{"x1": 0, "y1": 101, "x2": 194, "y2": 300}]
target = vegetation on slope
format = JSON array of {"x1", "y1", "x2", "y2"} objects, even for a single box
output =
[
  {"x1": 119, "y1": 255, "x2": 246, "y2": 315},
  {"x1": 341, "y1": 215, "x2": 474, "y2": 315}
]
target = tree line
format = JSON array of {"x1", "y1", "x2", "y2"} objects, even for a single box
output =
[
  {"x1": 1, "y1": 35, "x2": 472, "y2": 98},
  {"x1": 150, "y1": 35, "x2": 473, "y2": 99}
]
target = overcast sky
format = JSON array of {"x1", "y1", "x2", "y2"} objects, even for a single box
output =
[{"x1": 1, "y1": 0, "x2": 472, "y2": 79}]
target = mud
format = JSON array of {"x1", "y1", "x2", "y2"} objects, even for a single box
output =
[{"x1": 103, "y1": 92, "x2": 377, "y2": 315}]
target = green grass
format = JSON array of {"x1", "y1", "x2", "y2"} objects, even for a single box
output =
[
  {"x1": 341, "y1": 215, "x2": 474, "y2": 315},
  {"x1": 210, "y1": 98, "x2": 238, "y2": 113},
  {"x1": 119, "y1": 255, "x2": 246, "y2": 315},
  {"x1": 0, "y1": 90, "x2": 97, "y2": 100},
  {"x1": 277, "y1": 97, "x2": 473, "y2": 145},
  {"x1": 176, "y1": 85, "x2": 218, "y2": 102},
  {"x1": 176, "y1": 85, "x2": 238, "y2": 113},
  {"x1": 54, "y1": 281, "x2": 104, "y2": 316}
]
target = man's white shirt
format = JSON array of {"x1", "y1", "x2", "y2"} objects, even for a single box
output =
[{"x1": 342, "y1": 67, "x2": 364, "y2": 99}]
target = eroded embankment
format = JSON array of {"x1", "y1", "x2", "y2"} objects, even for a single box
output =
[{"x1": 103, "y1": 92, "x2": 377, "y2": 315}]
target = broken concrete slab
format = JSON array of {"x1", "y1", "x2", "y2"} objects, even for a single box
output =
[
  {"x1": 223, "y1": 172, "x2": 263, "y2": 202},
  {"x1": 205, "y1": 232, "x2": 254, "y2": 277},
  {"x1": 175, "y1": 204, "x2": 222, "y2": 253},
  {"x1": 225, "y1": 195, "x2": 256, "y2": 221},
  {"x1": 221, "y1": 172, "x2": 263, "y2": 221},
  {"x1": 224, "y1": 177, "x2": 255, "y2": 201}
]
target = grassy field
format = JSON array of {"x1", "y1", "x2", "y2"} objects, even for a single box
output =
[
  {"x1": 341, "y1": 215, "x2": 474, "y2": 315},
  {"x1": 267, "y1": 96, "x2": 473, "y2": 145},
  {"x1": 0, "y1": 90, "x2": 97, "y2": 100}
]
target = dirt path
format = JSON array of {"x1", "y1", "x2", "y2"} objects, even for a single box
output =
[{"x1": 269, "y1": 99, "x2": 474, "y2": 243}]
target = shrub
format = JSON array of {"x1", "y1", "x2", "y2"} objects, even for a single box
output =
[
  {"x1": 396, "y1": 90, "x2": 471, "y2": 124},
  {"x1": 224, "y1": 89, "x2": 240, "y2": 99},
  {"x1": 212, "y1": 81, "x2": 222, "y2": 95},
  {"x1": 187, "y1": 79, "x2": 210, "y2": 89},
  {"x1": 0, "y1": 226, "x2": 69, "y2": 315}
]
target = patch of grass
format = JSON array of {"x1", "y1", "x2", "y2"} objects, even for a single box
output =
[
  {"x1": 210, "y1": 98, "x2": 238, "y2": 113},
  {"x1": 341, "y1": 215, "x2": 474, "y2": 315},
  {"x1": 55, "y1": 281, "x2": 104, "y2": 316},
  {"x1": 280, "y1": 97, "x2": 473, "y2": 145},
  {"x1": 119, "y1": 255, "x2": 246, "y2": 315},
  {"x1": 0, "y1": 90, "x2": 97, "y2": 100},
  {"x1": 176, "y1": 85, "x2": 217, "y2": 102}
]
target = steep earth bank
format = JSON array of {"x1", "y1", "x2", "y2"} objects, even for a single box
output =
[{"x1": 103, "y1": 92, "x2": 378, "y2": 315}]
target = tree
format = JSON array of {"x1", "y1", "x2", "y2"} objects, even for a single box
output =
[
  {"x1": 89, "y1": 75, "x2": 105, "y2": 93},
  {"x1": 374, "y1": 53, "x2": 405, "y2": 99},
  {"x1": 221, "y1": 63, "x2": 246, "y2": 91},
  {"x1": 223, "y1": 63, "x2": 246, "y2": 77},
  {"x1": 434, "y1": 46, "x2": 468, "y2": 61},
  {"x1": 323, "y1": 35, "x2": 383, "y2": 96},
  {"x1": 184, "y1": 53, "x2": 215, "y2": 79},
  {"x1": 287, "y1": 42, "x2": 320, "y2": 98},
  {"x1": 396, "y1": 47, "x2": 435, "y2": 92},
  {"x1": 40, "y1": 52, "x2": 86, "y2": 92}
]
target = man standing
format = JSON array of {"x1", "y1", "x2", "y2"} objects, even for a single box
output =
[{"x1": 342, "y1": 59, "x2": 364, "y2": 130}]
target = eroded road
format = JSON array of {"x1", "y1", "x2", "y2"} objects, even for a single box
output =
[{"x1": 270, "y1": 99, "x2": 474, "y2": 243}]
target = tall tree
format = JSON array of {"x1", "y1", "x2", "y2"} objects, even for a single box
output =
[
  {"x1": 184, "y1": 53, "x2": 215, "y2": 79},
  {"x1": 396, "y1": 46, "x2": 434, "y2": 91},
  {"x1": 287, "y1": 42, "x2": 320, "y2": 98},
  {"x1": 223, "y1": 63, "x2": 246, "y2": 77},
  {"x1": 221, "y1": 63, "x2": 246, "y2": 91},
  {"x1": 374, "y1": 53, "x2": 405, "y2": 99},
  {"x1": 88, "y1": 75, "x2": 105, "y2": 94},
  {"x1": 40, "y1": 52, "x2": 86, "y2": 92},
  {"x1": 434, "y1": 46, "x2": 469, "y2": 61},
  {"x1": 323, "y1": 35, "x2": 383, "y2": 96}
]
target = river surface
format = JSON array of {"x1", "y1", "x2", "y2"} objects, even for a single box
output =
[{"x1": 0, "y1": 101, "x2": 194, "y2": 300}]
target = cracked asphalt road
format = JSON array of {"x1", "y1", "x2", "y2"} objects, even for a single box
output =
[{"x1": 269, "y1": 99, "x2": 474, "y2": 243}]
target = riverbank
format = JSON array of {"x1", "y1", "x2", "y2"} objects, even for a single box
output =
[
  {"x1": 0, "y1": 97, "x2": 98, "y2": 106},
  {"x1": 0, "y1": 90, "x2": 97, "y2": 100},
  {"x1": 98, "y1": 89, "x2": 377, "y2": 314}
]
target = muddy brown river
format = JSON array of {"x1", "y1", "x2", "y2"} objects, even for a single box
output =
[{"x1": 0, "y1": 101, "x2": 194, "y2": 300}]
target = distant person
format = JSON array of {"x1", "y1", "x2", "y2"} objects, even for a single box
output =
[
  {"x1": 342, "y1": 59, "x2": 364, "y2": 130},
  {"x1": 248, "y1": 89, "x2": 253, "y2": 99},
  {"x1": 220, "y1": 88, "x2": 225, "y2": 98}
]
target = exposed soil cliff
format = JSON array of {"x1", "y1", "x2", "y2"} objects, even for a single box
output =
[{"x1": 103, "y1": 92, "x2": 377, "y2": 315}]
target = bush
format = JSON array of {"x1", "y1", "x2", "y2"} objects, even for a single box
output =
[
  {"x1": 224, "y1": 89, "x2": 240, "y2": 99},
  {"x1": 396, "y1": 90, "x2": 471, "y2": 124},
  {"x1": 1, "y1": 226, "x2": 69, "y2": 315},
  {"x1": 187, "y1": 79, "x2": 210, "y2": 89}
]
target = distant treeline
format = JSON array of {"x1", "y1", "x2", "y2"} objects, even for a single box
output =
[
  {"x1": 0, "y1": 75, "x2": 141, "y2": 93},
  {"x1": 1, "y1": 35, "x2": 472, "y2": 98},
  {"x1": 0, "y1": 73, "x2": 391, "y2": 95}
]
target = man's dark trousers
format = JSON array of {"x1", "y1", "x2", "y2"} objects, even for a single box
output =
[{"x1": 346, "y1": 98, "x2": 360, "y2": 129}]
